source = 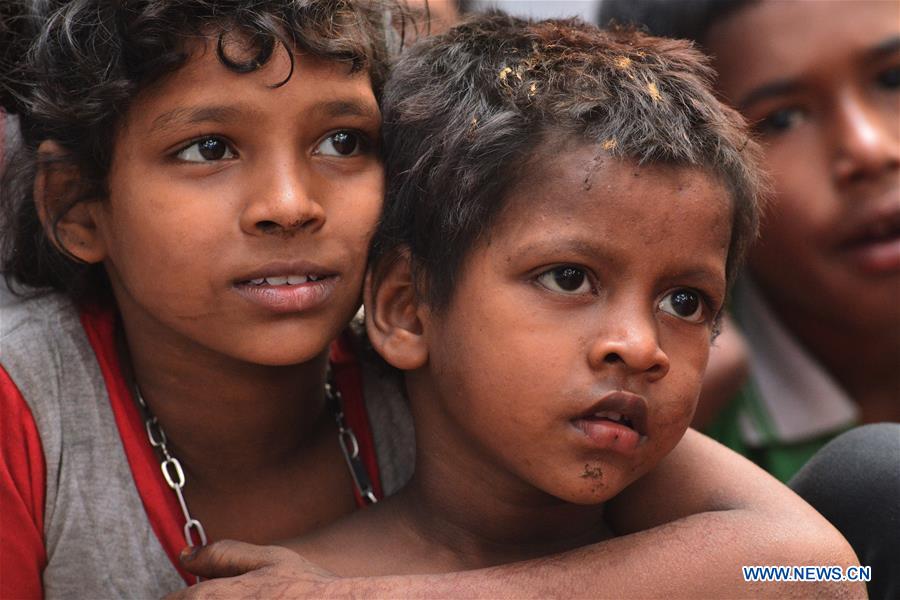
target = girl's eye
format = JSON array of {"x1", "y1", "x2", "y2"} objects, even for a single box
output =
[
  {"x1": 537, "y1": 266, "x2": 592, "y2": 294},
  {"x1": 316, "y1": 131, "x2": 363, "y2": 157},
  {"x1": 658, "y1": 289, "x2": 705, "y2": 323},
  {"x1": 756, "y1": 107, "x2": 806, "y2": 134},
  {"x1": 876, "y1": 66, "x2": 900, "y2": 90},
  {"x1": 176, "y1": 137, "x2": 236, "y2": 162}
]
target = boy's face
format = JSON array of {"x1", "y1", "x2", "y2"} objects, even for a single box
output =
[
  {"x1": 93, "y1": 38, "x2": 383, "y2": 365},
  {"x1": 707, "y1": 0, "x2": 900, "y2": 334},
  {"x1": 415, "y1": 147, "x2": 731, "y2": 504}
]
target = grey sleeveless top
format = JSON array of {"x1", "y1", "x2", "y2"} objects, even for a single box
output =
[{"x1": 0, "y1": 287, "x2": 414, "y2": 599}]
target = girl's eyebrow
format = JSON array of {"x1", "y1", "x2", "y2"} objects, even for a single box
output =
[
  {"x1": 316, "y1": 99, "x2": 380, "y2": 120},
  {"x1": 149, "y1": 99, "x2": 379, "y2": 134},
  {"x1": 150, "y1": 105, "x2": 246, "y2": 134}
]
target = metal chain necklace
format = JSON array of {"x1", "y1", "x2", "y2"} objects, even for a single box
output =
[{"x1": 134, "y1": 368, "x2": 378, "y2": 554}]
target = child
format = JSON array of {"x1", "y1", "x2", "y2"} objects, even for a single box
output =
[
  {"x1": 0, "y1": 2, "x2": 411, "y2": 597},
  {"x1": 270, "y1": 13, "x2": 860, "y2": 591},
  {"x1": 0, "y1": 3, "x2": 859, "y2": 599}
]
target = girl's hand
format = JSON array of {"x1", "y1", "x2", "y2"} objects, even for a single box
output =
[{"x1": 167, "y1": 540, "x2": 335, "y2": 599}]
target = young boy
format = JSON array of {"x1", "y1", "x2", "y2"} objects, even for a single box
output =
[{"x1": 270, "y1": 13, "x2": 858, "y2": 592}]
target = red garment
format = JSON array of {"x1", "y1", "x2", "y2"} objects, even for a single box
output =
[
  {"x1": 0, "y1": 306, "x2": 381, "y2": 598},
  {"x1": 0, "y1": 365, "x2": 46, "y2": 600}
]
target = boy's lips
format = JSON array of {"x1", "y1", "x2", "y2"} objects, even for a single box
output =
[
  {"x1": 571, "y1": 391, "x2": 649, "y2": 455},
  {"x1": 834, "y1": 200, "x2": 900, "y2": 275},
  {"x1": 232, "y1": 260, "x2": 340, "y2": 314}
]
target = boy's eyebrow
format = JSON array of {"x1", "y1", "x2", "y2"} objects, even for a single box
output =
[
  {"x1": 867, "y1": 35, "x2": 900, "y2": 60},
  {"x1": 515, "y1": 238, "x2": 725, "y2": 287},
  {"x1": 738, "y1": 34, "x2": 900, "y2": 111},
  {"x1": 736, "y1": 80, "x2": 802, "y2": 112}
]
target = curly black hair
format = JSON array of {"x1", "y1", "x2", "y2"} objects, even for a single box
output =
[
  {"x1": 0, "y1": 0, "x2": 404, "y2": 303},
  {"x1": 373, "y1": 12, "x2": 764, "y2": 312}
]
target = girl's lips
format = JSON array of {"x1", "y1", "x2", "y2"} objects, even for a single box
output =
[{"x1": 232, "y1": 276, "x2": 339, "y2": 314}]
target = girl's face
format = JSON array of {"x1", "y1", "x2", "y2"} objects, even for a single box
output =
[
  {"x1": 92, "y1": 39, "x2": 383, "y2": 365},
  {"x1": 707, "y1": 0, "x2": 900, "y2": 335}
]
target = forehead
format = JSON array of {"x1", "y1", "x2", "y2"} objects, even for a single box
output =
[
  {"x1": 126, "y1": 36, "x2": 378, "y2": 130},
  {"x1": 706, "y1": 0, "x2": 900, "y2": 100},
  {"x1": 493, "y1": 145, "x2": 732, "y2": 261}
]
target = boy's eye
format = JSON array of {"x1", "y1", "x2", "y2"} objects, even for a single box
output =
[
  {"x1": 658, "y1": 289, "x2": 705, "y2": 323},
  {"x1": 316, "y1": 131, "x2": 364, "y2": 157},
  {"x1": 876, "y1": 66, "x2": 900, "y2": 90},
  {"x1": 756, "y1": 107, "x2": 806, "y2": 134},
  {"x1": 537, "y1": 266, "x2": 591, "y2": 294},
  {"x1": 176, "y1": 137, "x2": 236, "y2": 162}
]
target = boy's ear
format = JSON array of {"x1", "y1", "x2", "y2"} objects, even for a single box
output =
[
  {"x1": 33, "y1": 140, "x2": 107, "y2": 264},
  {"x1": 364, "y1": 249, "x2": 429, "y2": 371}
]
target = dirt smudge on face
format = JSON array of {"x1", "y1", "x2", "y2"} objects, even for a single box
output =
[
  {"x1": 580, "y1": 463, "x2": 603, "y2": 480},
  {"x1": 582, "y1": 153, "x2": 604, "y2": 191}
]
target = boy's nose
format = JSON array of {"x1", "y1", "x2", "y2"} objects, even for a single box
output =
[
  {"x1": 587, "y1": 313, "x2": 671, "y2": 382},
  {"x1": 240, "y1": 162, "x2": 326, "y2": 236},
  {"x1": 831, "y1": 91, "x2": 900, "y2": 185}
]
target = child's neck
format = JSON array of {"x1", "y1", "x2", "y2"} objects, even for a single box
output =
[
  {"x1": 395, "y1": 453, "x2": 610, "y2": 570},
  {"x1": 388, "y1": 378, "x2": 611, "y2": 570},
  {"x1": 115, "y1": 308, "x2": 359, "y2": 544},
  {"x1": 286, "y1": 374, "x2": 612, "y2": 576},
  {"x1": 119, "y1": 321, "x2": 330, "y2": 476}
]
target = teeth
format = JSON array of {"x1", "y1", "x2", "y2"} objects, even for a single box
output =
[
  {"x1": 593, "y1": 411, "x2": 623, "y2": 422},
  {"x1": 244, "y1": 274, "x2": 326, "y2": 286}
]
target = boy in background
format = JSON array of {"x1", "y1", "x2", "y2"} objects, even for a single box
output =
[
  {"x1": 601, "y1": 0, "x2": 899, "y2": 480},
  {"x1": 599, "y1": 2, "x2": 900, "y2": 597}
]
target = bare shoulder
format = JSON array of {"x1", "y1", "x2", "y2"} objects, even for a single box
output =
[{"x1": 280, "y1": 495, "x2": 434, "y2": 577}]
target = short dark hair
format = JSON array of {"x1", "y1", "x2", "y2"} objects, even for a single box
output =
[
  {"x1": 0, "y1": 0, "x2": 402, "y2": 304},
  {"x1": 372, "y1": 11, "x2": 763, "y2": 310},
  {"x1": 597, "y1": 0, "x2": 756, "y2": 48}
]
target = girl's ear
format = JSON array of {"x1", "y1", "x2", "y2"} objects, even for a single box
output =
[
  {"x1": 33, "y1": 140, "x2": 107, "y2": 264},
  {"x1": 364, "y1": 249, "x2": 429, "y2": 371}
]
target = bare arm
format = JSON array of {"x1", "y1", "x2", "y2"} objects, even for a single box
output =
[{"x1": 170, "y1": 430, "x2": 862, "y2": 599}]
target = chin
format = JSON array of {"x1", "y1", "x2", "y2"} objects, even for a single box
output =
[
  {"x1": 549, "y1": 473, "x2": 631, "y2": 506},
  {"x1": 234, "y1": 341, "x2": 329, "y2": 367}
]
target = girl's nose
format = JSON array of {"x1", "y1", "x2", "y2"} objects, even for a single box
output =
[
  {"x1": 240, "y1": 161, "x2": 326, "y2": 236},
  {"x1": 587, "y1": 311, "x2": 671, "y2": 382},
  {"x1": 832, "y1": 91, "x2": 900, "y2": 185}
]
